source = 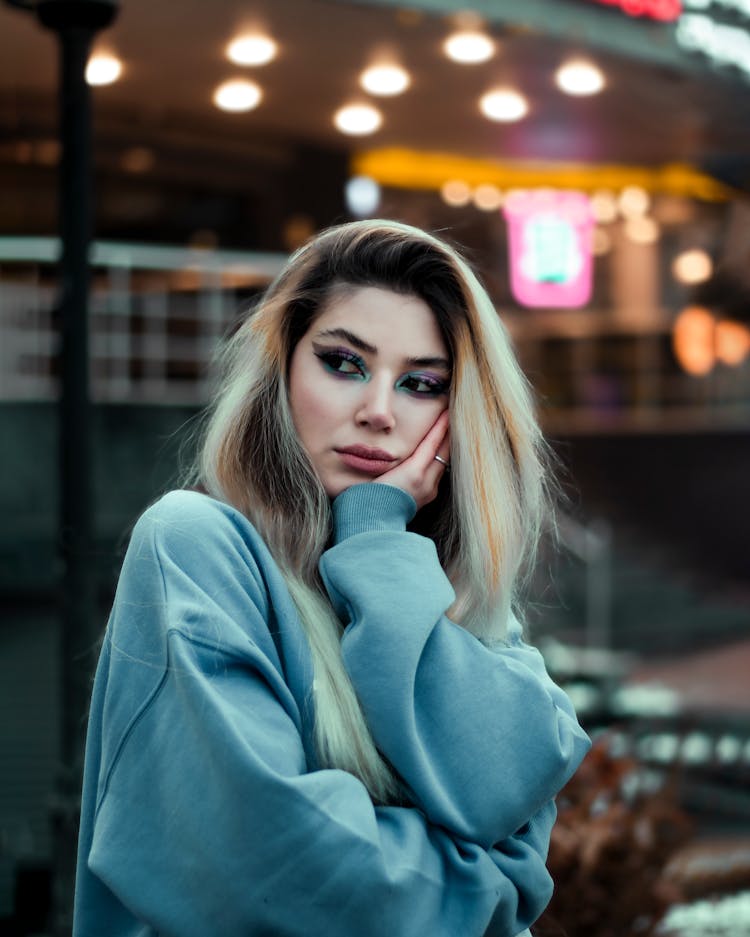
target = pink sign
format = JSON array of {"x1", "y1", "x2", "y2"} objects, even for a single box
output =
[
  {"x1": 587, "y1": 0, "x2": 681, "y2": 21},
  {"x1": 503, "y1": 189, "x2": 594, "y2": 309}
]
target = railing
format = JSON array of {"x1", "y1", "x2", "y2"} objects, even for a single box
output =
[
  {"x1": 556, "y1": 513, "x2": 613, "y2": 649},
  {"x1": 2, "y1": 236, "x2": 749, "y2": 426},
  {"x1": 509, "y1": 315, "x2": 750, "y2": 434},
  {"x1": 0, "y1": 237, "x2": 286, "y2": 403}
]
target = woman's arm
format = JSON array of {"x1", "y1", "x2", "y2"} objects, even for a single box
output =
[
  {"x1": 74, "y1": 492, "x2": 553, "y2": 937},
  {"x1": 320, "y1": 483, "x2": 591, "y2": 850}
]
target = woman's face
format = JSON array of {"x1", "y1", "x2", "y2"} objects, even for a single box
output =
[{"x1": 288, "y1": 286, "x2": 451, "y2": 499}]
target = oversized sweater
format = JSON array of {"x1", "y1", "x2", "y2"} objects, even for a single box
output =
[{"x1": 73, "y1": 483, "x2": 591, "y2": 937}]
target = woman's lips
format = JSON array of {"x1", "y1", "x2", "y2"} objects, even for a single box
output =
[{"x1": 335, "y1": 446, "x2": 396, "y2": 475}]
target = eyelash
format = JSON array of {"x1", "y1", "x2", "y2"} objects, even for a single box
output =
[
  {"x1": 314, "y1": 347, "x2": 449, "y2": 397},
  {"x1": 398, "y1": 373, "x2": 449, "y2": 396},
  {"x1": 315, "y1": 348, "x2": 366, "y2": 377}
]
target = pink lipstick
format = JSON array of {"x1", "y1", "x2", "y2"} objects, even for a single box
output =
[{"x1": 335, "y1": 445, "x2": 396, "y2": 475}]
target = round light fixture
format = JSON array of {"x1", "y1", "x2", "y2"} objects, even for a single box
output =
[
  {"x1": 334, "y1": 103, "x2": 382, "y2": 136},
  {"x1": 716, "y1": 319, "x2": 750, "y2": 367},
  {"x1": 360, "y1": 63, "x2": 411, "y2": 96},
  {"x1": 473, "y1": 184, "x2": 503, "y2": 211},
  {"x1": 345, "y1": 176, "x2": 381, "y2": 217},
  {"x1": 619, "y1": 185, "x2": 650, "y2": 218},
  {"x1": 443, "y1": 30, "x2": 495, "y2": 64},
  {"x1": 479, "y1": 88, "x2": 528, "y2": 122},
  {"x1": 555, "y1": 60, "x2": 605, "y2": 96},
  {"x1": 86, "y1": 53, "x2": 122, "y2": 86},
  {"x1": 226, "y1": 34, "x2": 278, "y2": 66},
  {"x1": 440, "y1": 180, "x2": 472, "y2": 207},
  {"x1": 624, "y1": 216, "x2": 660, "y2": 244},
  {"x1": 672, "y1": 306, "x2": 715, "y2": 376},
  {"x1": 213, "y1": 79, "x2": 263, "y2": 112},
  {"x1": 671, "y1": 248, "x2": 713, "y2": 285},
  {"x1": 590, "y1": 190, "x2": 619, "y2": 224}
]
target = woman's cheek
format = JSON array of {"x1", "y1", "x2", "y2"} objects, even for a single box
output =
[{"x1": 405, "y1": 401, "x2": 447, "y2": 451}]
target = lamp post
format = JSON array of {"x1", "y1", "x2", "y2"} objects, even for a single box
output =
[{"x1": 3, "y1": 1, "x2": 118, "y2": 931}]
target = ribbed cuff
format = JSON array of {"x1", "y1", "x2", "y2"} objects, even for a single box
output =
[{"x1": 331, "y1": 483, "x2": 417, "y2": 543}]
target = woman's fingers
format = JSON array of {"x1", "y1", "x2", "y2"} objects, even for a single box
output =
[
  {"x1": 417, "y1": 409, "x2": 450, "y2": 465},
  {"x1": 374, "y1": 409, "x2": 450, "y2": 509},
  {"x1": 431, "y1": 411, "x2": 452, "y2": 466},
  {"x1": 424, "y1": 413, "x2": 451, "y2": 479}
]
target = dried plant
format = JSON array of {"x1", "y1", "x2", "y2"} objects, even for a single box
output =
[{"x1": 533, "y1": 736, "x2": 692, "y2": 937}]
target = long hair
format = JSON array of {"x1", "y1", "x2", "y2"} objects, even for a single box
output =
[{"x1": 193, "y1": 219, "x2": 552, "y2": 802}]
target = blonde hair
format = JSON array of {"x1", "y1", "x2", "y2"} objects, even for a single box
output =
[{"x1": 192, "y1": 219, "x2": 552, "y2": 802}]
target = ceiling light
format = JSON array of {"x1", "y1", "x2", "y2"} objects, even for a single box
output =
[
  {"x1": 443, "y1": 30, "x2": 495, "y2": 64},
  {"x1": 360, "y1": 63, "x2": 410, "y2": 96},
  {"x1": 479, "y1": 88, "x2": 528, "y2": 122},
  {"x1": 555, "y1": 60, "x2": 606, "y2": 96},
  {"x1": 716, "y1": 319, "x2": 750, "y2": 367},
  {"x1": 226, "y1": 34, "x2": 278, "y2": 66},
  {"x1": 672, "y1": 306, "x2": 715, "y2": 376},
  {"x1": 671, "y1": 248, "x2": 713, "y2": 285},
  {"x1": 213, "y1": 79, "x2": 262, "y2": 113},
  {"x1": 590, "y1": 190, "x2": 618, "y2": 224},
  {"x1": 473, "y1": 184, "x2": 503, "y2": 211},
  {"x1": 334, "y1": 103, "x2": 382, "y2": 136},
  {"x1": 619, "y1": 185, "x2": 650, "y2": 217},
  {"x1": 345, "y1": 176, "x2": 381, "y2": 216},
  {"x1": 86, "y1": 53, "x2": 122, "y2": 86},
  {"x1": 440, "y1": 180, "x2": 471, "y2": 207},
  {"x1": 624, "y1": 215, "x2": 660, "y2": 244}
]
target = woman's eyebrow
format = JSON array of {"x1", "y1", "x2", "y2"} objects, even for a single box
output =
[
  {"x1": 315, "y1": 327, "x2": 376, "y2": 355},
  {"x1": 406, "y1": 354, "x2": 451, "y2": 370},
  {"x1": 314, "y1": 327, "x2": 451, "y2": 371}
]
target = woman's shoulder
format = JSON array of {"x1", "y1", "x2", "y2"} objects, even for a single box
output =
[
  {"x1": 135, "y1": 488, "x2": 252, "y2": 536},
  {"x1": 129, "y1": 489, "x2": 275, "y2": 586},
  {"x1": 140, "y1": 487, "x2": 239, "y2": 523}
]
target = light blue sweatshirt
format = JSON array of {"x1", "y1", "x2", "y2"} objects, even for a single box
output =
[{"x1": 73, "y1": 483, "x2": 590, "y2": 937}]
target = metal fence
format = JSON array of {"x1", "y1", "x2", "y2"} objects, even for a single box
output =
[
  {"x1": 0, "y1": 237, "x2": 287, "y2": 404},
  {"x1": 2, "y1": 236, "x2": 749, "y2": 428}
]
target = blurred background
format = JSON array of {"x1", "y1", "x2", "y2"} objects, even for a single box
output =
[{"x1": 0, "y1": 0, "x2": 748, "y2": 934}]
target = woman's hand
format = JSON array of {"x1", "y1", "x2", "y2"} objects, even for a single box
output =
[{"x1": 375, "y1": 409, "x2": 450, "y2": 511}]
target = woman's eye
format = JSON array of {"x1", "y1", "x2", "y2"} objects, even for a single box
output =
[
  {"x1": 399, "y1": 374, "x2": 449, "y2": 396},
  {"x1": 316, "y1": 350, "x2": 365, "y2": 377}
]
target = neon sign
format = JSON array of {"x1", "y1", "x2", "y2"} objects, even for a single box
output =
[
  {"x1": 504, "y1": 190, "x2": 594, "y2": 309},
  {"x1": 587, "y1": 0, "x2": 683, "y2": 21},
  {"x1": 677, "y1": 14, "x2": 750, "y2": 76},
  {"x1": 683, "y1": 0, "x2": 750, "y2": 19}
]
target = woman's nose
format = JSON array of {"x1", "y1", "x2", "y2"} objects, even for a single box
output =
[{"x1": 355, "y1": 378, "x2": 396, "y2": 432}]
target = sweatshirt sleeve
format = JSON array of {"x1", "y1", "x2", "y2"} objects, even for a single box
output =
[
  {"x1": 320, "y1": 483, "x2": 591, "y2": 850},
  {"x1": 76, "y1": 492, "x2": 552, "y2": 937}
]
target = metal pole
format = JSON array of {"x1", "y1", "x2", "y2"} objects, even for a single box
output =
[
  {"x1": 1, "y1": 3, "x2": 119, "y2": 930},
  {"x1": 60, "y1": 17, "x2": 95, "y2": 769},
  {"x1": 51, "y1": 24, "x2": 97, "y2": 936}
]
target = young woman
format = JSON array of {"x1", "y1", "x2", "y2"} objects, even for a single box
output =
[{"x1": 73, "y1": 219, "x2": 590, "y2": 937}]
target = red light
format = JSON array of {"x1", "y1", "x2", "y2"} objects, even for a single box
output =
[
  {"x1": 588, "y1": 0, "x2": 682, "y2": 21},
  {"x1": 651, "y1": 0, "x2": 683, "y2": 20}
]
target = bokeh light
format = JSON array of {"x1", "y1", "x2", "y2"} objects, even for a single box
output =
[
  {"x1": 86, "y1": 53, "x2": 123, "y2": 86},
  {"x1": 334, "y1": 103, "x2": 382, "y2": 135},
  {"x1": 213, "y1": 79, "x2": 262, "y2": 112},
  {"x1": 479, "y1": 88, "x2": 529, "y2": 122}
]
